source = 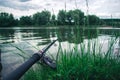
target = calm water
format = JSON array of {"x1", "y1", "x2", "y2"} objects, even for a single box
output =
[{"x1": 0, "y1": 26, "x2": 120, "y2": 76}]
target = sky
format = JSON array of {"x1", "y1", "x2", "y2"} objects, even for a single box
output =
[{"x1": 0, "y1": 0, "x2": 120, "y2": 19}]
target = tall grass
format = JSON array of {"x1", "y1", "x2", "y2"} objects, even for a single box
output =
[
  {"x1": 53, "y1": 38, "x2": 120, "y2": 80},
  {"x1": 17, "y1": 32, "x2": 120, "y2": 80}
]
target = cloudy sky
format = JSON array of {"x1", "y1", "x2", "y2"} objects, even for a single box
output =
[{"x1": 0, "y1": 0, "x2": 120, "y2": 18}]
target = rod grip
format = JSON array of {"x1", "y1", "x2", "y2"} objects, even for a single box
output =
[{"x1": 3, "y1": 53, "x2": 41, "y2": 80}]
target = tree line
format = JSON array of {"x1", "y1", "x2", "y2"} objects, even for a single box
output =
[
  {"x1": 0, "y1": 9, "x2": 119, "y2": 27},
  {"x1": 102, "y1": 19, "x2": 120, "y2": 27},
  {"x1": 0, "y1": 12, "x2": 18, "y2": 27}
]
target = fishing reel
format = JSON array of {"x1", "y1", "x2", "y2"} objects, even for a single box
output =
[
  {"x1": 38, "y1": 39, "x2": 57, "y2": 69},
  {"x1": 40, "y1": 55, "x2": 56, "y2": 69}
]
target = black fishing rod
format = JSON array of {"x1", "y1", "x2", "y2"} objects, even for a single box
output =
[{"x1": 3, "y1": 39, "x2": 57, "y2": 80}]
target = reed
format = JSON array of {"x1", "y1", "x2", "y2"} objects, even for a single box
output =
[
  {"x1": 20, "y1": 33, "x2": 120, "y2": 80},
  {"x1": 53, "y1": 37, "x2": 120, "y2": 80}
]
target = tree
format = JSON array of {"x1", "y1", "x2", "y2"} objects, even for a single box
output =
[
  {"x1": 33, "y1": 10, "x2": 51, "y2": 25},
  {"x1": 66, "y1": 10, "x2": 74, "y2": 25},
  {"x1": 19, "y1": 16, "x2": 33, "y2": 25},
  {"x1": 57, "y1": 10, "x2": 66, "y2": 25},
  {"x1": 0, "y1": 12, "x2": 16, "y2": 27},
  {"x1": 51, "y1": 14, "x2": 56, "y2": 25},
  {"x1": 40, "y1": 10, "x2": 51, "y2": 25},
  {"x1": 32, "y1": 12, "x2": 41, "y2": 25},
  {"x1": 72, "y1": 9, "x2": 84, "y2": 25},
  {"x1": 9, "y1": 14, "x2": 15, "y2": 25},
  {"x1": 86, "y1": 15, "x2": 100, "y2": 25}
]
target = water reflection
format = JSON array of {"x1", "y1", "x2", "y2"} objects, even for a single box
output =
[
  {"x1": 99, "y1": 28, "x2": 120, "y2": 36},
  {"x1": 0, "y1": 29, "x2": 15, "y2": 43},
  {"x1": 114, "y1": 37, "x2": 120, "y2": 57},
  {"x1": 0, "y1": 27, "x2": 120, "y2": 45}
]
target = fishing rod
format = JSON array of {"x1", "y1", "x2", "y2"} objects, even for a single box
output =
[{"x1": 3, "y1": 39, "x2": 57, "y2": 80}]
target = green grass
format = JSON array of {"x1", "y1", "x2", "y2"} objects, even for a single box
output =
[
  {"x1": 19, "y1": 35, "x2": 120, "y2": 80},
  {"x1": 51, "y1": 38, "x2": 120, "y2": 80}
]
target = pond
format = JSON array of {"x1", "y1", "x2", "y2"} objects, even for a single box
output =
[{"x1": 0, "y1": 26, "x2": 120, "y2": 77}]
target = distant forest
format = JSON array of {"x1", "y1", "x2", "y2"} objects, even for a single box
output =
[{"x1": 0, "y1": 9, "x2": 120, "y2": 27}]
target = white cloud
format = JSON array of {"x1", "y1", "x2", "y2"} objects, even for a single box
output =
[
  {"x1": 88, "y1": 0, "x2": 120, "y2": 18},
  {"x1": 0, "y1": 0, "x2": 120, "y2": 18}
]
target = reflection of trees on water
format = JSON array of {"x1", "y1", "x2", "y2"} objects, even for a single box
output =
[
  {"x1": 118, "y1": 37, "x2": 120, "y2": 50},
  {"x1": 20, "y1": 29, "x2": 52, "y2": 46},
  {"x1": 114, "y1": 37, "x2": 120, "y2": 57},
  {"x1": 0, "y1": 29, "x2": 15, "y2": 43},
  {"x1": 0, "y1": 29, "x2": 14, "y2": 37},
  {"x1": 20, "y1": 29, "x2": 49, "y2": 39},
  {"x1": 99, "y1": 29, "x2": 120, "y2": 36},
  {"x1": 1, "y1": 28, "x2": 119, "y2": 45},
  {"x1": 57, "y1": 28, "x2": 98, "y2": 44},
  {"x1": 67, "y1": 28, "x2": 83, "y2": 44},
  {"x1": 37, "y1": 39, "x2": 51, "y2": 46},
  {"x1": 83, "y1": 29, "x2": 98, "y2": 39},
  {"x1": 117, "y1": 37, "x2": 120, "y2": 56}
]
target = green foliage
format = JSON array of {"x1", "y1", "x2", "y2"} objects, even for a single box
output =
[
  {"x1": 85, "y1": 15, "x2": 101, "y2": 25},
  {"x1": 57, "y1": 9, "x2": 84, "y2": 25},
  {"x1": 102, "y1": 19, "x2": 120, "y2": 27},
  {"x1": 72, "y1": 9, "x2": 84, "y2": 25},
  {"x1": 1, "y1": 9, "x2": 119, "y2": 27},
  {"x1": 19, "y1": 16, "x2": 33, "y2": 25},
  {"x1": 57, "y1": 10, "x2": 66, "y2": 25},
  {"x1": 51, "y1": 38, "x2": 120, "y2": 80},
  {"x1": 51, "y1": 14, "x2": 57, "y2": 25},
  {"x1": 0, "y1": 12, "x2": 17, "y2": 27},
  {"x1": 66, "y1": 10, "x2": 74, "y2": 25},
  {"x1": 33, "y1": 10, "x2": 51, "y2": 25}
]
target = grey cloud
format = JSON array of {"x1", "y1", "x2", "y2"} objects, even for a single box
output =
[
  {"x1": 45, "y1": 3, "x2": 51, "y2": 6},
  {"x1": 19, "y1": 0, "x2": 31, "y2": 2},
  {"x1": 0, "y1": 0, "x2": 40, "y2": 10},
  {"x1": 0, "y1": 0, "x2": 14, "y2": 8},
  {"x1": 95, "y1": 0, "x2": 120, "y2": 13}
]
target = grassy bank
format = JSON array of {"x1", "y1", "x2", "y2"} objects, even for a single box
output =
[
  {"x1": 54, "y1": 44, "x2": 120, "y2": 80},
  {"x1": 21, "y1": 36, "x2": 120, "y2": 80}
]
